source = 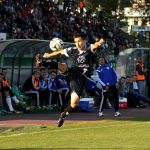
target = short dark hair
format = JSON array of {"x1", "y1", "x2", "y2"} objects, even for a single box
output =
[
  {"x1": 98, "y1": 56, "x2": 108, "y2": 64},
  {"x1": 126, "y1": 76, "x2": 130, "y2": 79},
  {"x1": 32, "y1": 70, "x2": 40, "y2": 75},
  {"x1": 40, "y1": 67, "x2": 46, "y2": 72},
  {"x1": 73, "y1": 32, "x2": 87, "y2": 40},
  {"x1": 50, "y1": 71, "x2": 57, "y2": 75},
  {"x1": 120, "y1": 76, "x2": 126, "y2": 79}
]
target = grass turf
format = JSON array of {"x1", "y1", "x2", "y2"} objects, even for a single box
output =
[{"x1": 0, "y1": 118, "x2": 150, "y2": 150}]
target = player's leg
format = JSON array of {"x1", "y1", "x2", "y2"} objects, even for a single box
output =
[
  {"x1": 57, "y1": 71, "x2": 85, "y2": 127},
  {"x1": 57, "y1": 91, "x2": 80, "y2": 127},
  {"x1": 62, "y1": 91, "x2": 80, "y2": 116}
]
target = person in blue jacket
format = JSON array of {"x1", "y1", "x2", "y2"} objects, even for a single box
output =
[
  {"x1": 85, "y1": 77, "x2": 101, "y2": 97},
  {"x1": 55, "y1": 74, "x2": 70, "y2": 110},
  {"x1": 96, "y1": 56, "x2": 120, "y2": 117}
]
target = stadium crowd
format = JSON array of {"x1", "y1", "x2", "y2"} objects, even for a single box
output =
[
  {"x1": 0, "y1": 0, "x2": 141, "y2": 57},
  {"x1": 0, "y1": 0, "x2": 149, "y2": 116}
]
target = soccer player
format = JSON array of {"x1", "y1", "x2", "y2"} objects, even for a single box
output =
[{"x1": 42, "y1": 33, "x2": 104, "y2": 127}]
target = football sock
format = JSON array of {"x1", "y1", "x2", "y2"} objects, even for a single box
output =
[
  {"x1": 6, "y1": 96, "x2": 14, "y2": 111},
  {"x1": 61, "y1": 105, "x2": 73, "y2": 118}
]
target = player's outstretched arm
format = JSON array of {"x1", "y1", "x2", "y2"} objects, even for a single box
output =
[
  {"x1": 91, "y1": 38, "x2": 105, "y2": 52},
  {"x1": 43, "y1": 49, "x2": 64, "y2": 58}
]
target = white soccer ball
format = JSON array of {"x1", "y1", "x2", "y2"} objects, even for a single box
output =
[{"x1": 49, "y1": 38, "x2": 64, "y2": 51}]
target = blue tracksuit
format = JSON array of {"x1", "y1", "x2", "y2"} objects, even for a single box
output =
[
  {"x1": 85, "y1": 77, "x2": 99, "y2": 93},
  {"x1": 97, "y1": 64, "x2": 119, "y2": 112},
  {"x1": 96, "y1": 64, "x2": 118, "y2": 90}
]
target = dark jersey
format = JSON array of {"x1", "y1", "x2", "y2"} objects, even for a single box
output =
[{"x1": 64, "y1": 46, "x2": 95, "y2": 76}]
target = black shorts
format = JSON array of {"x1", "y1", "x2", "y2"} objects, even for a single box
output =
[{"x1": 62, "y1": 67, "x2": 87, "y2": 97}]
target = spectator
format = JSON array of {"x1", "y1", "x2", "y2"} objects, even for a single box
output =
[
  {"x1": 0, "y1": 72, "x2": 5, "y2": 115},
  {"x1": 136, "y1": 58, "x2": 147, "y2": 95},
  {"x1": 131, "y1": 75, "x2": 139, "y2": 94},
  {"x1": 55, "y1": 73, "x2": 70, "y2": 110},
  {"x1": 22, "y1": 70, "x2": 40, "y2": 107},
  {"x1": 63, "y1": 0, "x2": 70, "y2": 12},
  {"x1": 127, "y1": 75, "x2": 150, "y2": 107},
  {"x1": 2, "y1": 68, "x2": 21, "y2": 113},
  {"x1": 48, "y1": 71, "x2": 62, "y2": 109},
  {"x1": 85, "y1": 77, "x2": 108, "y2": 108},
  {"x1": 85, "y1": 77, "x2": 101, "y2": 97},
  {"x1": 22, "y1": 70, "x2": 40, "y2": 92},
  {"x1": 2, "y1": 68, "x2": 20, "y2": 104},
  {"x1": 119, "y1": 75, "x2": 149, "y2": 108},
  {"x1": 79, "y1": 0, "x2": 85, "y2": 14},
  {"x1": 126, "y1": 75, "x2": 144, "y2": 108},
  {"x1": 119, "y1": 76, "x2": 128, "y2": 97},
  {"x1": 96, "y1": 56, "x2": 120, "y2": 117},
  {"x1": 0, "y1": 91, "x2": 4, "y2": 115},
  {"x1": 0, "y1": 0, "x2": 139, "y2": 54},
  {"x1": 39, "y1": 68, "x2": 49, "y2": 108}
]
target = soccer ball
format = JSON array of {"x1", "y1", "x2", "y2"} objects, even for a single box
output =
[{"x1": 49, "y1": 38, "x2": 64, "y2": 51}]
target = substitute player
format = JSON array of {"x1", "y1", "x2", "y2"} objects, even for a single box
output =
[{"x1": 43, "y1": 33, "x2": 104, "y2": 127}]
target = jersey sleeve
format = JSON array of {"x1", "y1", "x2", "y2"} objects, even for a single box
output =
[
  {"x1": 64, "y1": 47, "x2": 77, "y2": 57},
  {"x1": 64, "y1": 48, "x2": 70, "y2": 57}
]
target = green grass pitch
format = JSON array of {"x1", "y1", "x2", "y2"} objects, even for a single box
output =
[{"x1": 0, "y1": 117, "x2": 150, "y2": 150}]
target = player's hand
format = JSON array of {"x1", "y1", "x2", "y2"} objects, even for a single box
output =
[
  {"x1": 92, "y1": 38, "x2": 105, "y2": 50},
  {"x1": 43, "y1": 53, "x2": 50, "y2": 58},
  {"x1": 98, "y1": 38, "x2": 105, "y2": 46}
]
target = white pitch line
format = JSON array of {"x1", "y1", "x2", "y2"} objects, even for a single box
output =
[
  {"x1": 0, "y1": 123, "x2": 39, "y2": 126},
  {"x1": 0, "y1": 121, "x2": 150, "y2": 138}
]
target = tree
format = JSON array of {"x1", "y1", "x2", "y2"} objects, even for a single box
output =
[
  {"x1": 130, "y1": 0, "x2": 150, "y2": 21},
  {"x1": 85, "y1": 0, "x2": 119, "y2": 16},
  {"x1": 84, "y1": 0, "x2": 132, "y2": 17}
]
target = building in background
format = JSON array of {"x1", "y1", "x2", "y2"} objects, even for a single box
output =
[{"x1": 123, "y1": 0, "x2": 150, "y2": 42}]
